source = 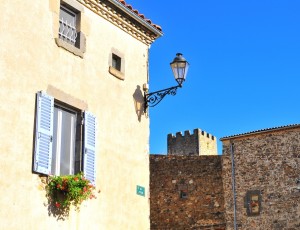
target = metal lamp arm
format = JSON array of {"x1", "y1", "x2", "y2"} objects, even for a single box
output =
[{"x1": 144, "y1": 84, "x2": 182, "y2": 112}]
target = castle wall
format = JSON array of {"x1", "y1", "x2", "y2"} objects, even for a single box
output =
[
  {"x1": 167, "y1": 129, "x2": 217, "y2": 156},
  {"x1": 221, "y1": 126, "x2": 300, "y2": 230},
  {"x1": 150, "y1": 155, "x2": 226, "y2": 229}
]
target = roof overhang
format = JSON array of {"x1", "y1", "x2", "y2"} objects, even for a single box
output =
[
  {"x1": 78, "y1": 0, "x2": 163, "y2": 45},
  {"x1": 108, "y1": 0, "x2": 163, "y2": 38},
  {"x1": 220, "y1": 124, "x2": 300, "y2": 141}
]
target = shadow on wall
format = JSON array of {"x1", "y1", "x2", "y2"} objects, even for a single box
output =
[{"x1": 133, "y1": 85, "x2": 145, "y2": 122}]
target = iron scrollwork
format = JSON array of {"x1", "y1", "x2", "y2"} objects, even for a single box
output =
[{"x1": 144, "y1": 85, "x2": 181, "y2": 112}]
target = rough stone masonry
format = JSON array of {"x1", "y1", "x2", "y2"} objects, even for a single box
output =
[
  {"x1": 150, "y1": 155, "x2": 226, "y2": 229},
  {"x1": 150, "y1": 125, "x2": 300, "y2": 229}
]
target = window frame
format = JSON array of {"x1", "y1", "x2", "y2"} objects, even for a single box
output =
[
  {"x1": 55, "y1": 0, "x2": 86, "y2": 58},
  {"x1": 51, "y1": 102, "x2": 81, "y2": 176},
  {"x1": 109, "y1": 49, "x2": 125, "y2": 80},
  {"x1": 177, "y1": 182, "x2": 188, "y2": 199},
  {"x1": 244, "y1": 190, "x2": 262, "y2": 216},
  {"x1": 112, "y1": 54, "x2": 122, "y2": 71},
  {"x1": 58, "y1": 5, "x2": 78, "y2": 46},
  {"x1": 33, "y1": 91, "x2": 96, "y2": 185}
]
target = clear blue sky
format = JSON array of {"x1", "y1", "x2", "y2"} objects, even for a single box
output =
[{"x1": 126, "y1": 0, "x2": 300, "y2": 154}]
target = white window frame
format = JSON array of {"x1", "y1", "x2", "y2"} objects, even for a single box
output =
[{"x1": 52, "y1": 105, "x2": 77, "y2": 176}]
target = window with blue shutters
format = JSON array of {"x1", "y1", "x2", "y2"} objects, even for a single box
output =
[{"x1": 33, "y1": 92, "x2": 96, "y2": 185}]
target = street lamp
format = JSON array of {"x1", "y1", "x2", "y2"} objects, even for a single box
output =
[{"x1": 143, "y1": 53, "x2": 189, "y2": 112}]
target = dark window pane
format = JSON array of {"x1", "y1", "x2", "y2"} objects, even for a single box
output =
[{"x1": 112, "y1": 54, "x2": 121, "y2": 71}]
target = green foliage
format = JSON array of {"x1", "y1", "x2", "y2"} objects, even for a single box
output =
[{"x1": 46, "y1": 173, "x2": 96, "y2": 211}]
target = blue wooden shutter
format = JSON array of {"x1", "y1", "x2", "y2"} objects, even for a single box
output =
[
  {"x1": 33, "y1": 92, "x2": 54, "y2": 174},
  {"x1": 83, "y1": 111, "x2": 97, "y2": 185}
]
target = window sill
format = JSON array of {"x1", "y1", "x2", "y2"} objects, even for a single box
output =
[
  {"x1": 55, "y1": 38, "x2": 84, "y2": 58},
  {"x1": 109, "y1": 66, "x2": 125, "y2": 80}
]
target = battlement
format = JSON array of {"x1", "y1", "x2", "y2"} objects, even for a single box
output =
[
  {"x1": 167, "y1": 128, "x2": 217, "y2": 156},
  {"x1": 168, "y1": 129, "x2": 216, "y2": 141}
]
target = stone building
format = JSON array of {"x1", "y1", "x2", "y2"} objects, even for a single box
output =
[
  {"x1": 168, "y1": 129, "x2": 218, "y2": 156},
  {"x1": 151, "y1": 125, "x2": 300, "y2": 229},
  {"x1": 0, "y1": 0, "x2": 162, "y2": 229},
  {"x1": 221, "y1": 124, "x2": 300, "y2": 230}
]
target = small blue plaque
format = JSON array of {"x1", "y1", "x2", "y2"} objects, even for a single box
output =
[{"x1": 136, "y1": 185, "x2": 145, "y2": 197}]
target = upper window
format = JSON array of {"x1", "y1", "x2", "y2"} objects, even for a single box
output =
[
  {"x1": 55, "y1": 0, "x2": 86, "y2": 57},
  {"x1": 112, "y1": 54, "x2": 121, "y2": 71},
  {"x1": 109, "y1": 51, "x2": 125, "y2": 80},
  {"x1": 33, "y1": 92, "x2": 96, "y2": 185},
  {"x1": 59, "y1": 5, "x2": 78, "y2": 47}
]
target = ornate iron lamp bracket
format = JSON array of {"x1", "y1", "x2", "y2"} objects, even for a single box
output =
[
  {"x1": 144, "y1": 84, "x2": 181, "y2": 112},
  {"x1": 142, "y1": 53, "x2": 189, "y2": 114}
]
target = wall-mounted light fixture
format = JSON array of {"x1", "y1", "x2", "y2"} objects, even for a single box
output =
[{"x1": 143, "y1": 53, "x2": 189, "y2": 112}]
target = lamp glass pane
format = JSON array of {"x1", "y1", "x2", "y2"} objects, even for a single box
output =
[{"x1": 171, "y1": 62, "x2": 189, "y2": 85}]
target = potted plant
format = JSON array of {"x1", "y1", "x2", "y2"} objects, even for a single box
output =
[{"x1": 46, "y1": 172, "x2": 96, "y2": 212}]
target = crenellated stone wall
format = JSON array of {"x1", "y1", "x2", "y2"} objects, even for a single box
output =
[
  {"x1": 167, "y1": 129, "x2": 217, "y2": 156},
  {"x1": 150, "y1": 155, "x2": 226, "y2": 229}
]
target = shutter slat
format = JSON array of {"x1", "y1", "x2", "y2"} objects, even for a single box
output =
[
  {"x1": 33, "y1": 92, "x2": 54, "y2": 174},
  {"x1": 83, "y1": 111, "x2": 96, "y2": 186}
]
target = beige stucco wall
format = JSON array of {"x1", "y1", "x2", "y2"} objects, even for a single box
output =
[{"x1": 0, "y1": 0, "x2": 152, "y2": 229}]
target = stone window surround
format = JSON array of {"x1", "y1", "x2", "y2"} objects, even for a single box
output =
[
  {"x1": 55, "y1": 0, "x2": 86, "y2": 58},
  {"x1": 244, "y1": 190, "x2": 262, "y2": 216},
  {"x1": 109, "y1": 48, "x2": 125, "y2": 80},
  {"x1": 46, "y1": 84, "x2": 88, "y2": 110}
]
